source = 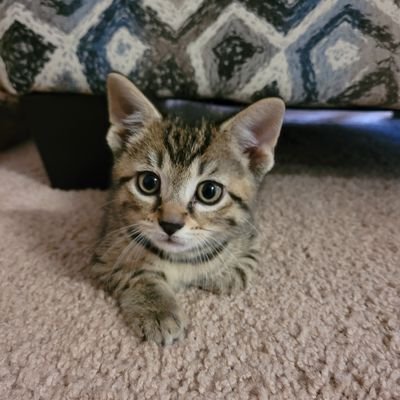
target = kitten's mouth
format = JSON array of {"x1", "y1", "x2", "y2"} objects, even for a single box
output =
[
  {"x1": 156, "y1": 236, "x2": 188, "y2": 252},
  {"x1": 128, "y1": 227, "x2": 190, "y2": 253},
  {"x1": 128, "y1": 227, "x2": 228, "y2": 263},
  {"x1": 164, "y1": 237, "x2": 183, "y2": 245}
]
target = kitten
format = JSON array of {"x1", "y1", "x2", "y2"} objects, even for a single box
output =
[{"x1": 91, "y1": 73, "x2": 285, "y2": 345}]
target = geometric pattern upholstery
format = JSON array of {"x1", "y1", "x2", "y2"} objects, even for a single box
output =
[{"x1": 0, "y1": 0, "x2": 399, "y2": 108}]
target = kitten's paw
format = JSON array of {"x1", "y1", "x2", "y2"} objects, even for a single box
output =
[{"x1": 141, "y1": 311, "x2": 187, "y2": 345}]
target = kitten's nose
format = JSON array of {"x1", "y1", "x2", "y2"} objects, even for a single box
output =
[{"x1": 159, "y1": 221, "x2": 183, "y2": 236}]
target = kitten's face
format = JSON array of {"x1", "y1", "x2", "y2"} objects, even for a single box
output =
[
  {"x1": 106, "y1": 73, "x2": 285, "y2": 258},
  {"x1": 113, "y1": 119, "x2": 256, "y2": 254}
]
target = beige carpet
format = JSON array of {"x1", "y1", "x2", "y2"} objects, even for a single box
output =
[{"x1": 1, "y1": 133, "x2": 399, "y2": 399}]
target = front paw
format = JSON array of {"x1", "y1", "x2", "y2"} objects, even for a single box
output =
[{"x1": 141, "y1": 310, "x2": 187, "y2": 345}]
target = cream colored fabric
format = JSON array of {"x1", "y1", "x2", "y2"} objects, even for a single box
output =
[{"x1": 1, "y1": 141, "x2": 399, "y2": 399}]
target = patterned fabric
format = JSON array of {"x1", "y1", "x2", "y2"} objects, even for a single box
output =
[{"x1": 0, "y1": 0, "x2": 399, "y2": 108}]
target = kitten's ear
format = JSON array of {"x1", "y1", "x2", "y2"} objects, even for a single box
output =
[
  {"x1": 222, "y1": 98, "x2": 285, "y2": 177},
  {"x1": 106, "y1": 73, "x2": 161, "y2": 153}
]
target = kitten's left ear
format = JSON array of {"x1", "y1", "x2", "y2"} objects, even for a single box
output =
[{"x1": 221, "y1": 98, "x2": 285, "y2": 177}]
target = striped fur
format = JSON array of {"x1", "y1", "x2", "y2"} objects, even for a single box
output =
[{"x1": 91, "y1": 74, "x2": 284, "y2": 345}]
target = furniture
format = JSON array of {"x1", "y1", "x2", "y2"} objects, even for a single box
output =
[{"x1": 1, "y1": 1, "x2": 399, "y2": 188}]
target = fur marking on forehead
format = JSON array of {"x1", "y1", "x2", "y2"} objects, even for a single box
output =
[{"x1": 163, "y1": 118, "x2": 212, "y2": 167}]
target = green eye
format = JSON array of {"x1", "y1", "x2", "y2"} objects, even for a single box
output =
[
  {"x1": 137, "y1": 172, "x2": 160, "y2": 195},
  {"x1": 196, "y1": 181, "x2": 223, "y2": 205}
]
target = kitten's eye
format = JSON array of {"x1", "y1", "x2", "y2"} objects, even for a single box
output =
[
  {"x1": 196, "y1": 181, "x2": 223, "y2": 205},
  {"x1": 137, "y1": 172, "x2": 160, "y2": 195}
]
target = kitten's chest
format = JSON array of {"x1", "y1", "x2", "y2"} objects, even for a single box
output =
[
  {"x1": 160, "y1": 260, "x2": 212, "y2": 288},
  {"x1": 150, "y1": 242, "x2": 246, "y2": 289}
]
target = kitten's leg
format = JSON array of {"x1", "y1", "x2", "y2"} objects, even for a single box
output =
[
  {"x1": 198, "y1": 249, "x2": 259, "y2": 295},
  {"x1": 117, "y1": 270, "x2": 187, "y2": 345}
]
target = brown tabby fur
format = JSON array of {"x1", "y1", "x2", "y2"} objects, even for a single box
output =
[{"x1": 91, "y1": 74, "x2": 285, "y2": 345}]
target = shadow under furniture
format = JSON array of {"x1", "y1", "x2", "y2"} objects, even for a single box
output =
[{"x1": 22, "y1": 94, "x2": 400, "y2": 190}]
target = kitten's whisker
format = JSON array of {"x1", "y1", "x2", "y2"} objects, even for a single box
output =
[
  {"x1": 195, "y1": 234, "x2": 225, "y2": 273},
  {"x1": 93, "y1": 234, "x2": 129, "y2": 262},
  {"x1": 106, "y1": 227, "x2": 146, "y2": 274},
  {"x1": 98, "y1": 225, "x2": 142, "y2": 259},
  {"x1": 96, "y1": 225, "x2": 145, "y2": 259},
  {"x1": 195, "y1": 227, "x2": 219, "y2": 233},
  {"x1": 191, "y1": 236, "x2": 214, "y2": 286},
  {"x1": 110, "y1": 241, "x2": 136, "y2": 274},
  {"x1": 110, "y1": 232, "x2": 145, "y2": 275},
  {"x1": 194, "y1": 236, "x2": 213, "y2": 265},
  {"x1": 100, "y1": 223, "x2": 142, "y2": 243},
  {"x1": 200, "y1": 234, "x2": 233, "y2": 275},
  {"x1": 201, "y1": 234, "x2": 235, "y2": 260},
  {"x1": 242, "y1": 216, "x2": 262, "y2": 236},
  {"x1": 197, "y1": 236, "x2": 213, "y2": 263},
  {"x1": 93, "y1": 198, "x2": 119, "y2": 213},
  {"x1": 78, "y1": 221, "x2": 140, "y2": 256}
]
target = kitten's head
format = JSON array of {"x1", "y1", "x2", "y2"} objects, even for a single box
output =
[{"x1": 106, "y1": 73, "x2": 285, "y2": 258}]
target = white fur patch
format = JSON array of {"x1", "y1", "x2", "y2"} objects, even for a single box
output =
[
  {"x1": 106, "y1": 126, "x2": 123, "y2": 153},
  {"x1": 123, "y1": 112, "x2": 144, "y2": 133}
]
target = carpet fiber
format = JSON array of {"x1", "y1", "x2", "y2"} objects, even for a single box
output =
[{"x1": 1, "y1": 119, "x2": 400, "y2": 399}]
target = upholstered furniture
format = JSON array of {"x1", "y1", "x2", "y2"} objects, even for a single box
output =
[{"x1": 1, "y1": 1, "x2": 399, "y2": 188}]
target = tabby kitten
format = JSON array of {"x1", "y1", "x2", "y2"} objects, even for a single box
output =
[{"x1": 92, "y1": 73, "x2": 285, "y2": 345}]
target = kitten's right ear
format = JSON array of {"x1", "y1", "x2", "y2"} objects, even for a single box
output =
[{"x1": 106, "y1": 73, "x2": 161, "y2": 153}]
